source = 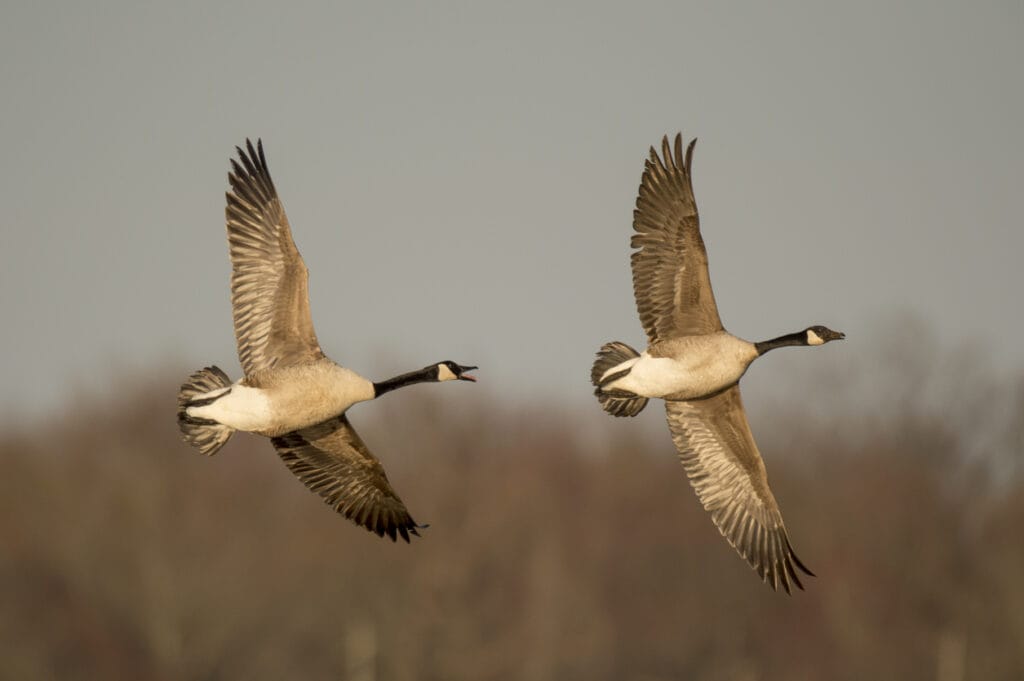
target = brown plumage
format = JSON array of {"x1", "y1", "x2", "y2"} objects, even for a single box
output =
[
  {"x1": 591, "y1": 133, "x2": 842, "y2": 593},
  {"x1": 177, "y1": 140, "x2": 484, "y2": 542},
  {"x1": 225, "y1": 140, "x2": 326, "y2": 375},
  {"x1": 639, "y1": 134, "x2": 812, "y2": 592},
  {"x1": 631, "y1": 135, "x2": 723, "y2": 341},
  {"x1": 271, "y1": 415, "x2": 421, "y2": 542},
  {"x1": 665, "y1": 388, "x2": 811, "y2": 592},
  {"x1": 225, "y1": 140, "x2": 421, "y2": 541}
]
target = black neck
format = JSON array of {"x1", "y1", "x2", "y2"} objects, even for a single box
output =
[
  {"x1": 373, "y1": 366, "x2": 436, "y2": 397},
  {"x1": 754, "y1": 331, "x2": 807, "y2": 356}
]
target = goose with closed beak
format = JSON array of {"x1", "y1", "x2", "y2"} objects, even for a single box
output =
[
  {"x1": 177, "y1": 139, "x2": 477, "y2": 542},
  {"x1": 591, "y1": 134, "x2": 844, "y2": 592}
]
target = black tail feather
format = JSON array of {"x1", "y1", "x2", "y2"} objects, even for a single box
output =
[
  {"x1": 177, "y1": 366, "x2": 235, "y2": 456},
  {"x1": 591, "y1": 341, "x2": 649, "y2": 417}
]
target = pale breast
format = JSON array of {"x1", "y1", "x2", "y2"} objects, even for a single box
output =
[
  {"x1": 606, "y1": 333, "x2": 757, "y2": 400},
  {"x1": 257, "y1": 362, "x2": 374, "y2": 435}
]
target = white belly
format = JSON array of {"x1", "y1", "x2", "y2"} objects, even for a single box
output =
[{"x1": 187, "y1": 383, "x2": 274, "y2": 432}]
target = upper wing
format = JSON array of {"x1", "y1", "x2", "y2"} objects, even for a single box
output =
[
  {"x1": 664, "y1": 386, "x2": 812, "y2": 592},
  {"x1": 631, "y1": 134, "x2": 723, "y2": 342},
  {"x1": 225, "y1": 139, "x2": 325, "y2": 377},
  {"x1": 270, "y1": 415, "x2": 422, "y2": 542}
]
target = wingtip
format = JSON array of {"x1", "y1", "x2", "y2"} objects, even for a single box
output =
[
  {"x1": 647, "y1": 146, "x2": 661, "y2": 168},
  {"x1": 392, "y1": 520, "x2": 428, "y2": 544},
  {"x1": 685, "y1": 137, "x2": 697, "y2": 171},
  {"x1": 785, "y1": 557, "x2": 805, "y2": 592},
  {"x1": 650, "y1": 132, "x2": 699, "y2": 173},
  {"x1": 786, "y1": 536, "x2": 815, "y2": 577},
  {"x1": 232, "y1": 139, "x2": 260, "y2": 168},
  {"x1": 227, "y1": 137, "x2": 276, "y2": 200},
  {"x1": 256, "y1": 138, "x2": 267, "y2": 168}
]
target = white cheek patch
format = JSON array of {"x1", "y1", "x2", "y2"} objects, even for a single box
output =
[
  {"x1": 437, "y1": 364, "x2": 457, "y2": 381},
  {"x1": 807, "y1": 329, "x2": 825, "y2": 346}
]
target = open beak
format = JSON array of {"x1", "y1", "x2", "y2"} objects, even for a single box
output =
[{"x1": 457, "y1": 365, "x2": 478, "y2": 382}]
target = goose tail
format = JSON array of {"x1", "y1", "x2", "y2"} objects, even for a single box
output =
[
  {"x1": 591, "y1": 341, "x2": 649, "y2": 417},
  {"x1": 177, "y1": 366, "x2": 235, "y2": 456}
]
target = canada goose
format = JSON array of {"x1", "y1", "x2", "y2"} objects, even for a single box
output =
[
  {"x1": 591, "y1": 134, "x2": 844, "y2": 592},
  {"x1": 177, "y1": 139, "x2": 477, "y2": 542}
]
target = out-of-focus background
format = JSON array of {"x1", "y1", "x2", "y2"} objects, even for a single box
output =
[{"x1": 2, "y1": 2, "x2": 1022, "y2": 679}]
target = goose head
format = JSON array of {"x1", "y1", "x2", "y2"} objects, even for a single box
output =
[
  {"x1": 805, "y1": 325, "x2": 845, "y2": 346},
  {"x1": 436, "y1": 361, "x2": 478, "y2": 382}
]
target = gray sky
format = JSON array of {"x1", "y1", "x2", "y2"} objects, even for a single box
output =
[{"x1": 2, "y1": 0, "x2": 1022, "y2": 420}]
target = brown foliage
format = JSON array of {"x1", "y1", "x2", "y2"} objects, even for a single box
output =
[{"x1": 1, "y1": 357, "x2": 1022, "y2": 680}]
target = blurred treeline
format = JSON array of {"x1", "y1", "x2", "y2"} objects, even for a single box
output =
[{"x1": 1, "y1": 337, "x2": 1022, "y2": 681}]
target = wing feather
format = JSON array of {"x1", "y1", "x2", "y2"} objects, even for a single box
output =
[
  {"x1": 270, "y1": 415, "x2": 421, "y2": 542},
  {"x1": 664, "y1": 386, "x2": 812, "y2": 593},
  {"x1": 631, "y1": 134, "x2": 723, "y2": 342},
  {"x1": 225, "y1": 139, "x2": 325, "y2": 376}
]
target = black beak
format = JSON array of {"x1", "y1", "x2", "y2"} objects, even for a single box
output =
[{"x1": 457, "y1": 365, "x2": 478, "y2": 382}]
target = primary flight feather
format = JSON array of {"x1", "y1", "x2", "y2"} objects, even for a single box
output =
[
  {"x1": 177, "y1": 140, "x2": 477, "y2": 542},
  {"x1": 592, "y1": 134, "x2": 843, "y2": 592}
]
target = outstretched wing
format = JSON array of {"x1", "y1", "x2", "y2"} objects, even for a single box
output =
[
  {"x1": 270, "y1": 415, "x2": 422, "y2": 542},
  {"x1": 225, "y1": 139, "x2": 325, "y2": 377},
  {"x1": 631, "y1": 134, "x2": 723, "y2": 343},
  {"x1": 664, "y1": 386, "x2": 813, "y2": 592}
]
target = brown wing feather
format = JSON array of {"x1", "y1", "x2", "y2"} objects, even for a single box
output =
[
  {"x1": 664, "y1": 386, "x2": 813, "y2": 592},
  {"x1": 270, "y1": 415, "x2": 421, "y2": 542},
  {"x1": 631, "y1": 134, "x2": 723, "y2": 342},
  {"x1": 226, "y1": 139, "x2": 325, "y2": 377}
]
